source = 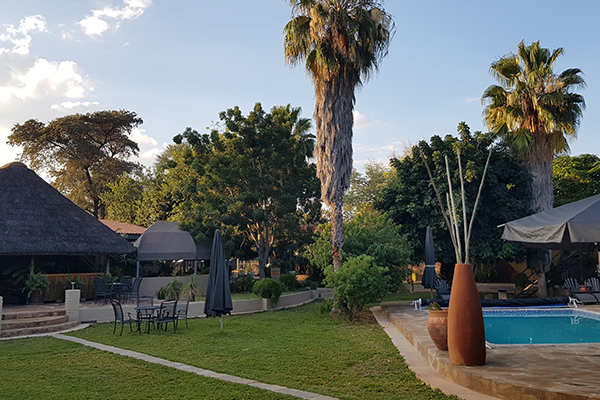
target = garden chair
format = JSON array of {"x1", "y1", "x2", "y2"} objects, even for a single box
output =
[
  {"x1": 434, "y1": 279, "x2": 451, "y2": 300},
  {"x1": 177, "y1": 298, "x2": 190, "y2": 329},
  {"x1": 111, "y1": 300, "x2": 138, "y2": 335},
  {"x1": 119, "y1": 276, "x2": 133, "y2": 302},
  {"x1": 136, "y1": 296, "x2": 156, "y2": 333},
  {"x1": 153, "y1": 300, "x2": 178, "y2": 333},
  {"x1": 586, "y1": 277, "x2": 600, "y2": 293},
  {"x1": 563, "y1": 278, "x2": 599, "y2": 304},
  {"x1": 93, "y1": 277, "x2": 115, "y2": 304}
]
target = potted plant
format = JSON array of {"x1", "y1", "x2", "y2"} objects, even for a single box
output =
[
  {"x1": 421, "y1": 147, "x2": 491, "y2": 366},
  {"x1": 425, "y1": 302, "x2": 449, "y2": 351},
  {"x1": 23, "y1": 272, "x2": 50, "y2": 304}
]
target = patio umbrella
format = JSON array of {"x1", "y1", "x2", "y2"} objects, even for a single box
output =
[
  {"x1": 204, "y1": 229, "x2": 233, "y2": 331},
  {"x1": 422, "y1": 226, "x2": 438, "y2": 298}
]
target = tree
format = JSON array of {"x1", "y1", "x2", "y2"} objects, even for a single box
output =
[
  {"x1": 173, "y1": 103, "x2": 321, "y2": 279},
  {"x1": 375, "y1": 123, "x2": 531, "y2": 267},
  {"x1": 553, "y1": 154, "x2": 600, "y2": 206},
  {"x1": 284, "y1": 0, "x2": 394, "y2": 271},
  {"x1": 343, "y1": 161, "x2": 394, "y2": 219},
  {"x1": 8, "y1": 110, "x2": 142, "y2": 218},
  {"x1": 482, "y1": 41, "x2": 585, "y2": 295}
]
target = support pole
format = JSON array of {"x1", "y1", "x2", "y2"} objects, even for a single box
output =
[{"x1": 136, "y1": 260, "x2": 140, "y2": 278}]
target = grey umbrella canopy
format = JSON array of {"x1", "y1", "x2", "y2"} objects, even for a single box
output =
[
  {"x1": 204, "y1": 229, "x2": 233, "y2": 330},
  {"x1": 501, "y1": 194, "x2": 600, "y2": 251},
  {"x1": 422, "y1": 226, "x2": 438, "y2": 297}
]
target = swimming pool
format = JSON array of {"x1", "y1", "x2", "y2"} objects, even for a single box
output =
[{"x1": 484, "y1": 308, "x2": 600, "y2": 345}]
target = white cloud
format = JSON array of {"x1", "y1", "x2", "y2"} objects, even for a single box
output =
[
  {"x1": 353, "y1": 110, "x2": 390, "y2": 131},
  {"x1": 131, "y1": 128, "x2": 157, "y2": 146},
  {"x1": 0, "y1": 15, "x2": 46, "y2": 55},
  {"x1": 0, "y1": 57, "x2": 92, "y2": 102},
  {"x1": 79, "y1": 0, "x2": 153, "y2": 36},
  {"x1": 51, "y1": 101, "x2": 100, "y2": 110},
  {"x1": 466, "y1": 97, "x2": 479, "y2": 103}
]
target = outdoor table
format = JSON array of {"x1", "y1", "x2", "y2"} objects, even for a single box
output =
[
  {"x1": 135, "y1": 305, "x2": 160, "y2": 333},
  {"x1": 105, "y1": 282, "x2": 127, "y2": 301},
  {"x1": 491, "y1": 287, "x2": 516, "y2": 299}
]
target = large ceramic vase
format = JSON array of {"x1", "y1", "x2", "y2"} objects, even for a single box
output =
[
  {"x1": 447, "y1": 263, "x2": 486, "y2": 366},
  {"x1": 427, "y1": 309, "x2": 448, "y2": 351}
]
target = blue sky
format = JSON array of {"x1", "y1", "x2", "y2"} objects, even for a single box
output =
[{"x1": 1, "y1": 1, "x2": 599, "y2": 174}]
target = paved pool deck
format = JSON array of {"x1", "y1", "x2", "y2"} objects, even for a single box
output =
[{"x1": 381, "y1": 301, "x2": 600, "y2": 400}]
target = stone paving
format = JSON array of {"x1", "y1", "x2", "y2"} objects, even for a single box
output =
[{"x1": 382, "y1": 301, "x2": 600, "y2": 400}]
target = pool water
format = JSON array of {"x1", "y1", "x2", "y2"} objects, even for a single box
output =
[{"x1": 483, "y1": 309, "x2": 600, "y2": 344}]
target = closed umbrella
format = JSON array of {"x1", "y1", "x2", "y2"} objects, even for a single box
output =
[
  {"x1": 422, "y1": 226, "x2": 438, "y2": 298},
  {"x1": 204, "y1": 229, "x2": 233, "y2": 331}
]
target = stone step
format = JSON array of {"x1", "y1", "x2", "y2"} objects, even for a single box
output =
[
  {"x1": 2, "y1": 308, "x2": 66, "y2": 320},
  {"x1": 0, "y1": 320, "x2": 80, "y2": 338},
  {"x1": 2, "y1": 314, "x2": 69, "y2": 330}
]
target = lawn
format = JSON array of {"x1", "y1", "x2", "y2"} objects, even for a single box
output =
[{"x1": 62, "y1": 300, "x2": 457, "y2": 400}]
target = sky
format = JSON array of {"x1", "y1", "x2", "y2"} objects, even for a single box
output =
[{"x1": 1, "y1": 1, "x2": 599, "y2": 176}]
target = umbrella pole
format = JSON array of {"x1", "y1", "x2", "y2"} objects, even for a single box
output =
[{"x1": 220, "y1": 316, "x2": 223, "y2": 331}]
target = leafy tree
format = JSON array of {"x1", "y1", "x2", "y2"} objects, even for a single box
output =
[
  {"x1": 173, "y1": 103, "x2": 321, "y2": 279},
  {"x1": 343, "y1": 161, "x2": 394, "y2": 219},
  {"x1": 482, "y1": 41, "x2": 585, "y2": 295},
  {"x1": 8, "y1": 110, "x2": 142, "y2": 218},
  {"x1": 375, "y1": 123, "x2": 531, "y2": 267},
  {"x1": 284, "y1": 0, "x2": 394, "y2": 271},
  {"x1": 553, "y1": 154, "x2": 600, "y2": 206},
  {"x1": 307, "y1": 209, "x2": 410, "y2": 291}
]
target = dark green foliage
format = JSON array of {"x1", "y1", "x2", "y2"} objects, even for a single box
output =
[
  {"x1": 253, "y1": 278, "x2": 284, "y2": 301},
  {"x1": 307, "y1": 210, "x2": 410, "y2": 291},
  {"x1": 553, "y1": 154, "x2": 600, "y2": 206},
  {"x1": 22, "y1": 272, "x2": 50, "y2": 299},
  {"x1": 230, "y1": 274, "x2": 255, "y2": 293},
  {"x1": 375, "y1": 123, "x2": 531, "y2": 266},
  {"x1": 325, "y1": 255, "x2": 390, "y2": 316},
  {"x1": 279, "y1": 273, "x2": 300, "y2": 290},
  {"x1": 172, "y1": 103, "x2": 321, "y2": 278}
]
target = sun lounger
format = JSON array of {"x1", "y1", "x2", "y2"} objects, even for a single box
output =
[{"x1": 564, "y1": 278, "x2": 599, "y2": 305}]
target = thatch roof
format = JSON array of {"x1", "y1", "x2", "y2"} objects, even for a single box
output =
[{"x1": 0, "y1": 162, "x2": 136, "y2": 256}]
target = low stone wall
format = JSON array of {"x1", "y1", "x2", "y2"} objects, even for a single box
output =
[{"x1": 79, "y1": 288, "x2": 334, "y2": 323}]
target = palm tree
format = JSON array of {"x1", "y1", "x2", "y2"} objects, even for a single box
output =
[
  {"x1": 284, "y1": 0, "x2": 394, "y2": 271},
  {"x1": 482, "y1": 40, "x2": 585, "y2": 296}
]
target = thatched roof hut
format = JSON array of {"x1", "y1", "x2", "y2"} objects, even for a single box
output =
[{"x1": 0, "y1": 162, "x2": 135, "y2": 256}]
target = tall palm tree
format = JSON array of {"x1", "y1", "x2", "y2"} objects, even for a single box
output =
[
  {"x1": 482, "y1": 40, "x2": 585, "y2": 296},
  {"x1": 284, "y1": 0, "x2": 394, "y2": 271}
]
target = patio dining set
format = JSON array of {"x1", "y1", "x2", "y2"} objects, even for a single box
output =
[
  {"x1": 93, "y1": 276, "x2": 142, "y2": 304},
  {"x1": 111, "y1": 297, "x2": 190, "y2": 335}
]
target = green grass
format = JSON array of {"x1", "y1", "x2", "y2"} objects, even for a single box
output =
[
  {"x1": 382, "y1": 291, "x2": 433, "y2": 302},
  {"x1": 0, "y1": 336, "x2": 295, "y2": 400},
  {"x1": 62, "y1": 300, "x2": 458, "y2": 400}
]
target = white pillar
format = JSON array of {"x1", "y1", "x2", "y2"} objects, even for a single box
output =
[{"x1": 65, "y1": 289, "x2": 81, "y2": 322}]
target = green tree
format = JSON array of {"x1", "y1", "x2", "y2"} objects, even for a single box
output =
[
  {"x1": 375, "y1": 123, "x2": 531, "y2": 267},
  {"x1": 284, "y1": 0, "x2": 394, "y2": 271},
  {"x1": 173, "y1": 103, "x2": 321, "y2": 278},
  {"x1": 553, "y1": 154, "x2": 600, "y2": 206},
  {"x1": 482, "y1": 41, "x2": 585, "y2": 295},
  {"x1": 8, "y1": 110, "x2": 142, "y2": 218},
  {"x1": 343, "y1": 161, "x2": 394, "y2": 219},
  {"x1": 307, "y1": 209, "x2": 410, "y2": 292}
]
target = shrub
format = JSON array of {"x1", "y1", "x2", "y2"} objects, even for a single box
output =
[
  {"x1": 253, "y1": 278, "x2": 284, "y2": 302},
  {"x1": 164, "y1": 273, "x2": 183, "y2": 299},
  {"x1": 156, "y1": 286, "x2": 167, "y2": 300},
  {"x1": 230, "y1": 274, "x2": 255, "y2": 293},
  {"x1": 325, "y1": 255, "x2": 389, "y2": 318},
  {"x1": 279, "y1": 274, "x2": 299, "y2": 291},
  {"x1": 181, "y1": 274, "x2": 203, "y2": 301}
]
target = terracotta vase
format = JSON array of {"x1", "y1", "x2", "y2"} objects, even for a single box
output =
[
  {"x1": 447, "y1": 263, "x2": 486, "y2": 366},
  {"x1": 427, "y1": 309, "x2": 448, "y2": 351}
]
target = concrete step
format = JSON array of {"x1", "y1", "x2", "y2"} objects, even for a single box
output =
[
  {"x1": 2, "y1": 308, "x2": 66, "y2": 320},
  {"x1": 2, "y1": 314, "x2": 69, "y2": 330},
  {"x1": 0, "y1": 320, "x2": 80, "y2": 338}
]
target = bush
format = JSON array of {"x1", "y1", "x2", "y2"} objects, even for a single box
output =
[
  {"x1": 164, "y1": 273, "x2": 183, "y2": 299},
  {"x1": 325, "y1": 255, "x2": 389, "y2": 317},
  {"x1": 253, "y1": 278, "x2": 284, "y2": 302},
  {"x1": 230, "y1": 274, "x2": 255, "y2": 293},
  {"x1": 181, "y1": 274, "x2": 203, "y2": 301},
  {"x1": 279, "y1": 274, "x2": 299, "y2": 291}
]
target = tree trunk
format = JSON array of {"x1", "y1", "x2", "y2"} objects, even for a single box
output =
[
  {"x1": 524, "y1": 134, "x2": 554, "y2": 297},
  {"x1": 313, "y1": 78, "x2": 355, "y2": 272},
  {"x1": 330, "y1": 194, "x2": 344, "y2": 271}
]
